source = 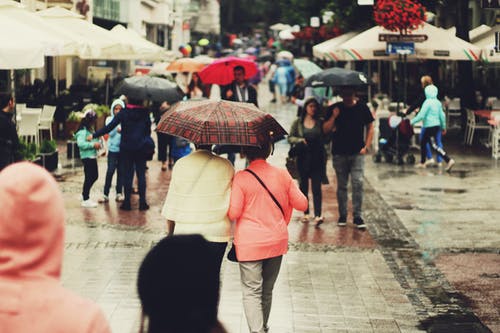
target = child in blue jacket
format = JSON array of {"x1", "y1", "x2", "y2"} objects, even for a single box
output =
[
  {"x1": 75, "y1": 110, "x2": 102, "y2": 207},
  {"x1": 410, "y1": 85, "x2": 455, "y2": 172}
]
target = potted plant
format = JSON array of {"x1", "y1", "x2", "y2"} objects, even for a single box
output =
[
  {"x1": 94, "y1": 104, "x2": 110, "y2": 130},
  {"x1": 65, "y1": 111, "x2": 83, "y2": 139},
  {"x1": 18, "y1": 138, "x2": 41, "y2": 166},
  {"x1": 38, "y1": 139, "x2": 58, "y2": 172}
]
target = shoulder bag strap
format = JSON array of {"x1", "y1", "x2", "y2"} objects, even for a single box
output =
[{"x1": 244, "y1": 169, "x2": 284, "y2": 217}]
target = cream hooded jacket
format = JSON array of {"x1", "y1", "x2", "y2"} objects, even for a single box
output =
[{"x1": 0, "y1": 162, "x2": 111, "y2": 333}]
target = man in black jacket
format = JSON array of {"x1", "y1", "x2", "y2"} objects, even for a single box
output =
[
  {"x1": 220, "y1": 66, "x2": 258, "y2": 164},
  {"x1": 0, "y1": 92, "x2": 21, "y2": 171},
  {"x1": 222, "y1": 66, "x2": 258, "y2": 107}
]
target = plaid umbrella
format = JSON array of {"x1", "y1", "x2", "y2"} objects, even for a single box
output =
[
  {"x1": 198, "y1": 56, "x2": 258, "y2": 86},
  {"x1": 156, "y1": 100, "x2": 287, "y2": 147}
]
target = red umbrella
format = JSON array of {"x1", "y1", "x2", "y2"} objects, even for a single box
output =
[
  {"x1": 198, "y1": 56, "x2": 258, "y2": 86},
  {"x1": 155, "y1": 100, "x2": 287, "y2": 147}
]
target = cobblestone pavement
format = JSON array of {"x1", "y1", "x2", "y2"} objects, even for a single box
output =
[{"x1": 56, "y1": 87, "x2": 498, "y2": 333}]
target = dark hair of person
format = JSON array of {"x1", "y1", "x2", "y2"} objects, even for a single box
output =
[
  {"x1": 138, "y1": 235, "x2": 221, "y2": 333},
  {"x1": 233, "y1": 65, "x2": 245, "y2": 73},
  {"x1": 0, "y1": 92, "x2": 12, "y2": 110},
  {"x1": 187, "y1": 72, "x2": 206, "y2": 95},
  {"x1": 241, "y1": 141, "x2": 272, "y2": 161},
  {"x1": 300, "y1": 97, "x2": 321, "y2": 121},
  {"x1": 78, "y1": 111, "x2": 96, "y2": 131}
]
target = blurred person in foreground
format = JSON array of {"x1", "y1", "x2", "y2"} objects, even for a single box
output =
[
  {"x1": 161, "y1": 144, "x2": 234, "y2": 275},
  {"x1": 0, "y1": 162, "x2": 111, "y2": 333},
  {"x1": 228, "y1": 142, "x2": 308, "y2": 333},
  {"x1": 0, "y1": 92, "x2": 22, "y2": 171},
  {"x1": 323, "y1": 87, "x2": 374, "y2": 230},
  {"x1": 138, "y1": 234, "x2": 227, "y2": 333}
]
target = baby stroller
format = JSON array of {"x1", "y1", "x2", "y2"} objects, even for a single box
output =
[{"x1": 374, "y1": 114, "x2": 416, "y2": 165}]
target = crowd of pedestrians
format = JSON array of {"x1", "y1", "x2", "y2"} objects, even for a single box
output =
[{"x1": 0, "y1": 42, "x2": 463, "y2": 332}]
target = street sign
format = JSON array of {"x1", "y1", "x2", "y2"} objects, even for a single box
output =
[
  {"x1": 386, "y1": 42, "x2": 415, "y2": 55},
  {"x1": 379, "y1": 34, "x2": 428, "y2": 43},
  {"x1": 357, "y1": 0, "x2": 374, "y2": 4},
  {"x1": 481, "y1": 0, "x2": 500, "y2": 9}
]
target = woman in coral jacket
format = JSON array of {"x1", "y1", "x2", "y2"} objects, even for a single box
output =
[
  {"x1": 228, "y1": 142, "x2": 308, "y2": 333},
  {"x1": 0, "y1": 162, "x2": 111, "y2": 333}
]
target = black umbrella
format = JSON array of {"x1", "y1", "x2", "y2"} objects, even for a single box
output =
[
  {"x1": 114, "y1": 76, "x2": 184, "y2": 103},
  {"x1": 305, "y1": 67, "x2": 371, "y2": 87}
]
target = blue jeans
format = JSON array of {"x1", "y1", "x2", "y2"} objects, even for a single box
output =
[
  {"x1": 103, "y1": 151, "x2": 122, "y2": 196},
  {"x1": 332, "y1": 154, "x2": 365, "y2": 220},
  {"x1": 121, "y1": 150, "x2": 147, "y2": 205},
  {"x1": 420, "y1": 127, "x2": 443, "y2": 162}
]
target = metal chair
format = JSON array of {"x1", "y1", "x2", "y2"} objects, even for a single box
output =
[
  {"x1": 39, "y1": 105, "x2": 57, "y2": 140},
  {"x1": 464, "y1": 109, "x2": 491, "y2": 145},
  {"x1": 446, "y1": 97, "x2": 461, "y2": 129}
]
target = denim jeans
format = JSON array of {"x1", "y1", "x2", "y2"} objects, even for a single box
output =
[
  {"x1": 332, "y1": 154, "x2": 365, "y2": 220},
  {"x1": 420, "y1": 127, "x2": 443, "y2": 162},
  {"x1": 121, "y1": 150, "x2": 147, "y2": 205},
  {"x1": 103, "y1": 151, "x2": 122, "y2": 196}
]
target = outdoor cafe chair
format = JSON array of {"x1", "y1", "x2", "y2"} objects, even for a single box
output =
[
  {"x1": 464, "y1": 108, "x2": 491, "y2": 146},
  {"x1": 39, "y1": 105, "x2": 57, "y2": 140},
  {"x1": 446, "y1": 97, "x2": 461, "y2": 129},
  {"x1": 18, "y1": 111, "x2": 40, "y2": 146}
]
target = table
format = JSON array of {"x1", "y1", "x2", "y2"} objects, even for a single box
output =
[{"x1": 473, "y1": 110, "x2": 500, "y2": 153}]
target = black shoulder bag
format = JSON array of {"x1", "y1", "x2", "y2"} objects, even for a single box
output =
[{"x1": 227, "y1": 169, "x2": 284, "y2": 262}]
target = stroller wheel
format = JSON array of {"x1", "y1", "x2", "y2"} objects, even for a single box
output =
[
  {"x1": 406, "y1": 154, "x2": 416, "y2": 164},
  {"x1": 373, "y1": 153, "x2": 382, "y2": 163}
]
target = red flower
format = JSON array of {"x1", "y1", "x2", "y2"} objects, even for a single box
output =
[{"x1": 374, "y1": 0, "x2": 426, "y2": 33}]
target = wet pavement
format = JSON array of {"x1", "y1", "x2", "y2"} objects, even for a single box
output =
[{"x1": 55, "y1": 86, "x2": 499, "y2": 333}]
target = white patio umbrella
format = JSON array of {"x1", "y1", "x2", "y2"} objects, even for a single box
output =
[
  {"x1": 36, "y1": 6, "x2": 131, "y2": 59},
  {"x1": 270, "y1": 23, "x2": 292, "y2": 31},
  {"x1": 0, "y1": 0, "x2": 79, "y2": 68},
  {"x1": 446, "y1": 24, "x2": 492, "y2": 40},
  {"x1": 278, "y1": 29, "x2": 295, "y2": 40},
  {"x1": 108, "y1": 25, "x2": 165, "y2": 60},
  {"x1": 312, "y1": 32, "x2": 358, "y2": 62},
  {"x1": 471, "y1": 25, "x2": 500, "y2": 63},
  {"x1": 339, "y1": 22, "x2": 482, "y2": 61}
]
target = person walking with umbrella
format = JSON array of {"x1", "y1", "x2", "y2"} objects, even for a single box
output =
[
  {"x1": 88, "y1": 97, "x2": 153, "y2": 211},
  {"x1": 323, "y1": 87, "x2": 374, "y2": 229}
]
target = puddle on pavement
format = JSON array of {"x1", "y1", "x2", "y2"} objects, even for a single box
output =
[
  {"x1": 392, "y1": 204, "x2": 414, "y2": 210},
  {"x1": 420, "y1": 187, "x2": 467, "y2": 194}
]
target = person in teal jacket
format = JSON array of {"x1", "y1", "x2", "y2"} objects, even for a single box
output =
[
  {"x1": 75, "y1": 110, "x2": 102, "y2": 207},
  {"x1": 410, "y1": 85, "x2": 455, "y2": 172}
]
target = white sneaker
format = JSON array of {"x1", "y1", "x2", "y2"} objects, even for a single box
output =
[
  {"x1": 437, "y1": 162, "x2": 444, "y2": 168},
  {"x1": 445, "y1": 159, "x2": 455, "y2": 172},
  {"x1": 98, "y1": 195, "x2": 109, "y2": 203},
  {"x1": 424, "y1": 158, "x2": 435, "y2": 167},
  {"x1": 115, "y1": 193, "x2": 124, "y2": 202},
  {"x1": 81, "y1": 199, "x2": 98, "y2": 208}
]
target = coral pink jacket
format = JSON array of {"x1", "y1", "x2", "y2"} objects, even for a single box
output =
[
  {"x1": 228, "y1": 159, "x2": 307, "y2": 261},
  {"x1": 0, "y1": 162, "x2": 111, "y2": 333}
]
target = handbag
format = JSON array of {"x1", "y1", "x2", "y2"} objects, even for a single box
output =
[
  {"x1": 142, "y1": 136, "x2": 155, "y2": 161},
  {"x1": 227, "y1": 169, "x2": 285, "y2": 263},
  {"x1": 286, "y1": 155, "x2": 299, "y2": 179}
]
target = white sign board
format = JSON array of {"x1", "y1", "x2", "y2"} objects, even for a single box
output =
[{"x1": 358, "y1": 0, "x2": 374, "y2": 5}]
